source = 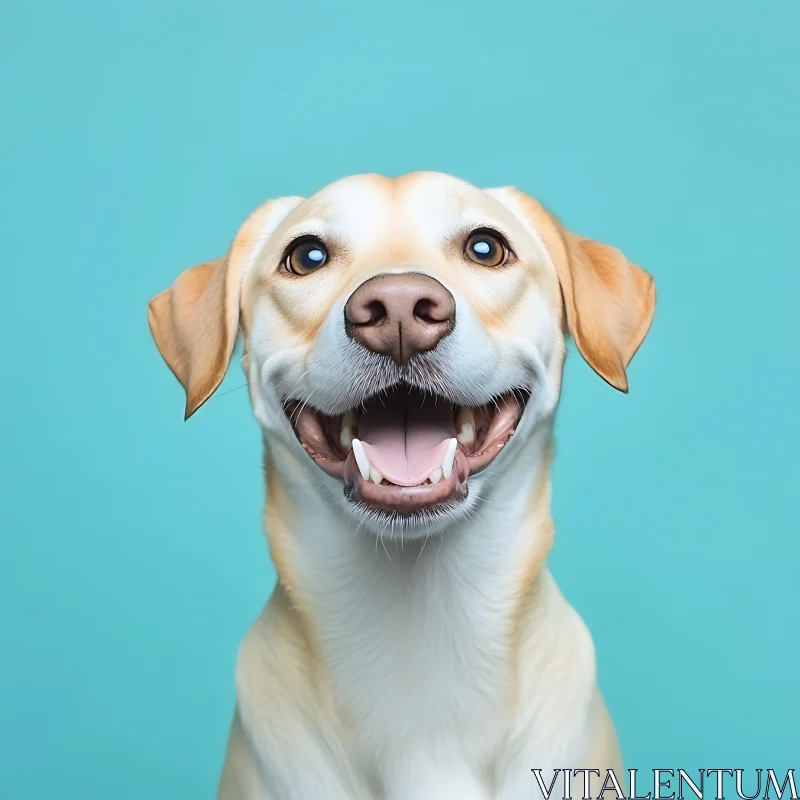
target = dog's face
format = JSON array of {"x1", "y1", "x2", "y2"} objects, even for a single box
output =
[{"x1": 149, "y1": 172, "x2": 655, "y2": 537}]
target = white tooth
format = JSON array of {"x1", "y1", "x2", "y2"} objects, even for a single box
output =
[
  {"x1": 429, "y1": 468, "x2": 443, "y2": 484},
  {"x1": 369, "y1": 467, "x2": 383, "y2": 485},
  {"x1": 441, "y1": 438, "x2": 458, "y2": 479},
  {"x1": 456, "y1": 406, "x2": 475, "y2": 430},
  {"x1": 352, "y1": 439, "x2": 371, "y2": 480},
  {"x1": 456, "y1": 407, "x2": 476, "y2": 446},
  {"x1": 340, "y1": 425, "x2": 355, "y2": 450},
  {"x1": 456, "y1": 422, "x2": 474, "y2": 446},
  {"x1": 342, "y1": 411, "x2": 359, "y2": 432},
  {"x1": 340, "y1": 412, "x2": 358, "y2": 450}
]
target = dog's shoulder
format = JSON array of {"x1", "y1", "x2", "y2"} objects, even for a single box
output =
[{"x1": 235, "y1": 586, "x2": 318, "y2": 708}]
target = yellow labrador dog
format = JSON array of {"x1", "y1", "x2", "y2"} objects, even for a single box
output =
[{"x1": 149, "y1": 172, "x2": 655, "y2": 800}]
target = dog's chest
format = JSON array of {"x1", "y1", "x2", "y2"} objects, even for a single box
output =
[{"x1": 311, "y1": 544, "x2": 516, "y2": 760}]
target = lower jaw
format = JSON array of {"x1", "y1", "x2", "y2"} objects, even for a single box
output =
[{"x1": 342, "y1": 448, "x2": 471, "y2": 515}]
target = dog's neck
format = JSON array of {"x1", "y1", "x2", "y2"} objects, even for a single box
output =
[{"x1": 262, "y1": 422, "x2": 555, "y2": 725}]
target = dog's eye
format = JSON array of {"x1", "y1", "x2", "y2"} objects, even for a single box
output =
[
  {"x1": 464, "y1": 231, "x2": 507, "y2": 268},
  {"x1": 286, "y1": 239, "x2": 329, "y2": 275}
]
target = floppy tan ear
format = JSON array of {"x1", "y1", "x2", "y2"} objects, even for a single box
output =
[
  {"x1": 148, "y1": 196, "x2": 304, "y2": 419},
  {"x1": 148, "y1": 256, "x2": 238, "y2": 419},
  {"x1": 486, "y1": 186, "x2": 656, "y2": 392},
  {"x1": 554, "y1": 227, "x2": 656, "y2": 392}
]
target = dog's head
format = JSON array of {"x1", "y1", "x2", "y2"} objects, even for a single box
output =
[{"x1": 149, "y1": 172, "x2": 655, "y2": 536}]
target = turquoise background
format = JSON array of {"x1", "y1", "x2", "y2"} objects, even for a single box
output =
[{"x1": 1, "y1": 0, "x2": 797, "y2": 796}]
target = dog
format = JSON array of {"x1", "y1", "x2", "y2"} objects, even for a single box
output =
[{"x1": 148, "y1": 171, "x2": 655, "y2": 799}]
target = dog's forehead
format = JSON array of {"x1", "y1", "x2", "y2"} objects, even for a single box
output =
[{"x1": 293, "y1": 172, "x2": 507, "y2": 244}]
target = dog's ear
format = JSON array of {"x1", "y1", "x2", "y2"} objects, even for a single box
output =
[
  {"x1": 554, "y1": 229, "x2": 656, "y2": 392},
  {"x1": 148, "y1": 197, "x2": 303, "y2": 419},
  {"x1": 486, "y1": 186, "x2": 656, "y2": 392},
  {"x1": 148, "y1": 256, "x2": 238, "y2": 419}
]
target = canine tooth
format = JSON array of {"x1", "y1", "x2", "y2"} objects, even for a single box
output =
[
  {"x1": 456, "y1": 422, "x2": 475, "y2": 446},
  {"x1": 429, "y1": 468, "x2": 443, "y2": 484},
  {"x1": 342, "y1": 411, "x2": 358, "y2": 431},
  {"x1": 456, "y1": 407, "x2": 476, "y2": 446},
  {"x1": 340, "y1": 412, "x2": 358, "y2": 450},
  {"x1": 340, "y1": 425, "x2": 355, "y2": 450},
  {"x1": 441, "y1": 438, "x2": 458, "y2": 479},
  {"x1": 352, "y1": 439, "x2": 371, "y2": 480},
  {"x1": 369, "y1": 467, "x2": 383, "y2": 485},
  {"x1": 456, "y1": 406, "x2": 475, "y2": 430}
]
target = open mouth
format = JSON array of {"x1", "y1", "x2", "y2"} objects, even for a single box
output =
[{"x1": 285, "y1": 384, "x2": 528, "y2": 516}]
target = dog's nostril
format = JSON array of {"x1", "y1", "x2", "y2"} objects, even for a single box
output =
[
  {"x1": 413, "y1": 297, "x2": 445, "y2": 324},
  {"x1": 364, "y1": 300, "x2": 387, "y2": 325}
]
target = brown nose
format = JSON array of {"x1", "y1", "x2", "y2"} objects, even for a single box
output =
[{"x1": 345, "y1": 273, "x2": 456, "y2": 366}]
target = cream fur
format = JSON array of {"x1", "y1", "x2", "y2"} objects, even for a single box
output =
[{"x1": 149, "y1": 172, "x2": 655, "y2": 799}]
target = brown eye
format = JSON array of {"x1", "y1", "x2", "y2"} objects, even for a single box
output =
[
  {"x1": 286, "y1": 239, "x2": 328, "y2": 275},
  {"x1": 464, "y1": 231, "x2": 507, "y2": 267}
]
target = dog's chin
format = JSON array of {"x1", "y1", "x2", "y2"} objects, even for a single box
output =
[
  {"x1": 283, "y1": 382, "x2": 529, "y2": 538},
  {"x1": 341, "y1": 494, "x2": 475, "y2": 541}
]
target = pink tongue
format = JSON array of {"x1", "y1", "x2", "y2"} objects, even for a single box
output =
[{"x1": 359, "y1": 394, "x2": 455, "y2": 487}]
